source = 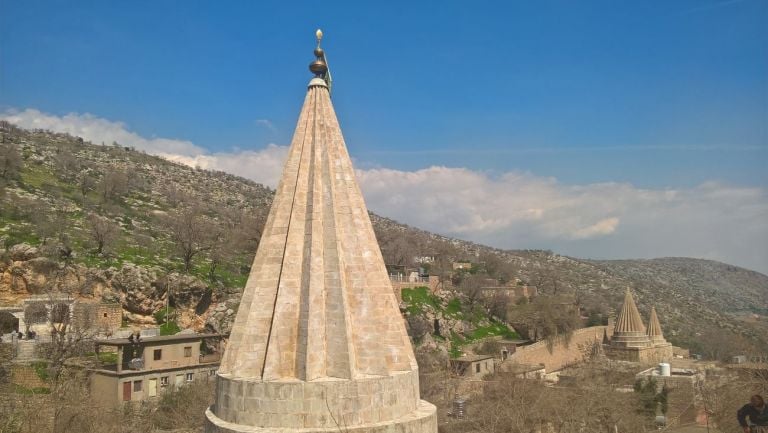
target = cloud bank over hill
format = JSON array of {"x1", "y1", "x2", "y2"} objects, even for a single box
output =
[{"x1": 4, "y1": 108, "x2": 768, "y2": 274}]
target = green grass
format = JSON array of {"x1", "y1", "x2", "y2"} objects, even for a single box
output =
[
  {"x1": 400, "y1": 286, "x2": 439, "y2": 315},
  {"x1": 445, "y1": 298, "x2": 463, "y2": 318},
  {"x1": 469, "y1": 322, "x2": 519, "y2": 340},
  {"x1": 399, "y1": 286, "x2": 519, "y2": 358},
  {"x1": 13, "y1": 384, "x2": 51, "y2": 395},
  {"x1": 30, "y1": 361, "x2": 49, "y2": 382},
  {"x1": 97, "y1": 352, "x2": 118, "y2": 364},
  {"x1": 449, "y1": 332, "x2": 465, "y2": 358},
  {"x1": 159, "y1": 322, "x2": 181, "y2": 335},
  {"x1": 19, "y1": 165, "x2": 58, "y2": 189}
]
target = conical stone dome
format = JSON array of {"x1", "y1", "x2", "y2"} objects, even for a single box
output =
[
  {"x1": 611, "y1": 289, "x2": 651, "y2": 348},
  {"x1": 204, "y1": 34, "x2": 437, "y2": 433},
  {"x1": 646, "y1": 306, "x2": 667, "y2": 345}
]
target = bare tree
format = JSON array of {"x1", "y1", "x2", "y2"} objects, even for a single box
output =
[
  {"x1": 97, "y1": 170, "x2": 129, "y2": 202},
  {"x1": 167, "y1": 205, "x2": 211, "y2": 272},
  {"x1": 77, "y1": 171, "x2": 96, "y2": 198},
  {"x1": 207, "y1": 224, "x2": 232, "y2": 281},
  {"x1": 86, "y1": 213, "x2": 120, "y2": 254},
  {"x1": 54, "y1": 149, "x2": 79, "y2": 180},
  {"x1": 456, "y1": 273, "x2": 487, "y2": 314},
  {"x1": 0, "y1": 142, "x2": 22, "y2": 180}
]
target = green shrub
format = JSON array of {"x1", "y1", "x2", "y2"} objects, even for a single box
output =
[{"x1": 159, "y1": 321, "x2": 181, "y2": 336}]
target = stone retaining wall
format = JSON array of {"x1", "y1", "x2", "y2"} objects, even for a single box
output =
[{"x1": 507, "y1": 326, "x2": 607, "y2": 372}]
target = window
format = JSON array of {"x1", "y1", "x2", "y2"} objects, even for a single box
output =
[
  {"x1": 103, "y1": 312, "x2": 108, "y2": 318},
  {"x1": 209, "y1": 369, "x2": 217, "y2": 376},
  {"x1": 185, "y1": 373, "x2": 194, "y2": 382},
  {"x1": 475, "y1": 363, "x2": 480, "y2": 373},
  {"x1": 133, "y1": 380, "x2": 142, "y2": 392},
  {"x1": 160, "y1": 376, "x2": 169, "y2": 387},
  {"x1": 184, "y1": 346, "x2": 192, "y2": 357},
  {"x1": 153, "y1": 349, "x2": 162, "y2": 360}
]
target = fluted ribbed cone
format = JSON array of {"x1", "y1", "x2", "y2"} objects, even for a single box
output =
[
  {"x1": 615, "y1": 289, "x2": 646, "y2": 334},
  {"x1": 610, "y1": 289, "x2": 651, "y2": 348},
  {"x1": 219, "y1": 78, "x2": 416, "y2": 380},
  {"x1": 647, "y1": 306, "x2": 666, "y2": 344},
  {"x1": 206, "y1": 73, "x2": 436, "y2": 433}
]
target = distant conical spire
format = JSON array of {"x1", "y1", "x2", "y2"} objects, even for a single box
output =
[
  {"x1": 205, "y1": 31, "x2": 436, "y2": 433},
  {"x1": 615, "y1": 288, "x2": 646, "y2": 334},
  {"x1": 610, "y1": 289, "x2": 651, "y2": 348},
  {"x1": 647, "y1": 306, "x2": 666, "y2": 345}
]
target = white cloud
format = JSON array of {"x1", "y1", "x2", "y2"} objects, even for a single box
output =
[
  {"x1": 2, "y1": 109, "x2": 206, "y2": 156},
  {"x1": 356, "y1": 167, "x2": 768, "y2": 274},
  {"x1": 3, "y1": 108, "x2": 767, "y2": 274},
  {"x1": 160, "y1": 145, "x2": 288, "y2": 188},
  {"x1": 255, "y1": 119, "x2": 278, "y2": 134}
]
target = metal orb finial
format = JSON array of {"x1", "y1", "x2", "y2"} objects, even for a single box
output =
[
  {"x1": 308, "y1": 29, "x2": 332, "y2": 93},
  {"x1": 309, "y1": 29, "x2": 328, "y2": 77}
]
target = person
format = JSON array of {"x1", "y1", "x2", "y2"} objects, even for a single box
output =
[{"x1": 738, "y1": 395, "x2": 768, "y2": 433}]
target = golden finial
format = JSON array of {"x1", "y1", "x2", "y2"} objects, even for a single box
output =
[{"x1": 316, "y1": 29, "x2": 323, "y2": 47}]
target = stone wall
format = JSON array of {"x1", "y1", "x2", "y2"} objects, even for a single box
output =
[
  {"x1": 72, "y1": 302, "x2": 122, "y2": 333},
  {"x1": 0, "y1": 343, "x2": 13, "y2": 363},
  {"x1": 392, "y1": 276, "x2": 441, "y2": 303},
  {"x1": 10, "y1": 364, "x2": 48, "y2": 389},
  {"x1": 95, "y1": 303, "x2": 122, "y2": 331},
  {"x1": 507, "y1": 326, "x2": 607, "y2": 372},
  {"x1": 605, "y1": 343, "x2": 673, "y2": 364}
]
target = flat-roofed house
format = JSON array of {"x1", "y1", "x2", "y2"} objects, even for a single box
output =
[
  {"x1": 450, "y1": 354, "x2": 495, "y2": 379},
  {"x1": 89, "y1": 333, "x2": 222, "y2": 406}
]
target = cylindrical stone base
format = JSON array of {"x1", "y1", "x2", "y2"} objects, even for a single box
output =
[{"x1": 204, "y1": 399, "x2": 437, "y2": 433}]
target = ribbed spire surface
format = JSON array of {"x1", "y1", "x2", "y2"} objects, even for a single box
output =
[
  {"x1": 646, "y1": 306, "x2": 666, "y2": 344},
  {"x1": 206, "y1": 35, "x2": 436, "y2": 433},
  {"x1": 218, "y1": 78, "x2": 416, "y2": 380},
  {"x1": 615, "y1": 289, "x2": 646, "y2": 334},
  {"x1": 608, "y1": 288, "x2": 652, "y2": 349}
]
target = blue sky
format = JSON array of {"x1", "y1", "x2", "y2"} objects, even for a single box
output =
[{"x1": 2, "y1": 1, "x2": 768, "y2": 272}]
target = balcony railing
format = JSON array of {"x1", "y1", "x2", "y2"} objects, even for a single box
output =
[
  {"x1": 199, "y1": 353, "x2": 222, "y2": 364},
  {"x1": 389, "y1": 275, "x2": 430, "y2": 283}
]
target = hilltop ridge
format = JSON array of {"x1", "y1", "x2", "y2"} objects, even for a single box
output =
[{"x1": 1, "y1": 122, "x2": 766, "y2": 357}]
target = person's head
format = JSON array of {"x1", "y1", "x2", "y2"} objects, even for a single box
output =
[{"x1": 751, "y1": 395, "x2": 765, "y2": 408}]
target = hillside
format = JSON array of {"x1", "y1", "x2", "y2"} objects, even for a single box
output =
[{"x1": 1, "y1": 122, "x2": 766, "y2": 357}]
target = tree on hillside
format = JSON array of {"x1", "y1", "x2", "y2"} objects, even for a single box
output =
[
  {"x1": 166, "y1": 205, "x2": 211, "y2": 272},
  {"x1": 507, "y1": 295, "x2": 581, "y2": 341},
  {"x1": 54, "y1": 149, "x2": 80, "y2": 180},
  {"x1": 207, "y1": 224, "x2": 233, "y2": 281},
  {"x1": 86, "y1": 213, "x2": 120, "y2": 254},
  {"x1": 78, "y1": 172, "x2": 96, "y2": 198},
  {"x1": 456, "y1": 273, "x2": 489, "y2": 314},
  {"x1": 98, "y1": 170, "x2": 129, "y2": 202},
  {"x1": 0, "y1": 142, "x2": 22, "y2": 180}
]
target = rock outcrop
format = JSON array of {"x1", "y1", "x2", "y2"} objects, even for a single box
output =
[{"x1": 0, "y1": 244, "x2": 234, "y2": 333}]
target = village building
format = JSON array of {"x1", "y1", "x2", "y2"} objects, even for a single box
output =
[
  {"x1": 89, "y1": 333, "x2": 222, "y2": 406},
  {"x1": 450, "y1": 354, "x2": 495, "y2": 379},
  {"x1": 0, "y1": 295, "x2": 122, "y2": 339},
  {"x1": 203, "y1": 31, "x2": 437, "y2": 433},
  {"x1": 452, "y1": 261, "x2": 472, "y2": 270}
]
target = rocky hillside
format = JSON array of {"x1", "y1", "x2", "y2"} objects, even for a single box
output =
[{"x1": 1, "y1": 122, "x2": 766, "y2": 357}]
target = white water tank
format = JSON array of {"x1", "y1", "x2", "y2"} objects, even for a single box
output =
[{"x1": 659, "y1": 362, "x2": 671, "y2": 377}]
